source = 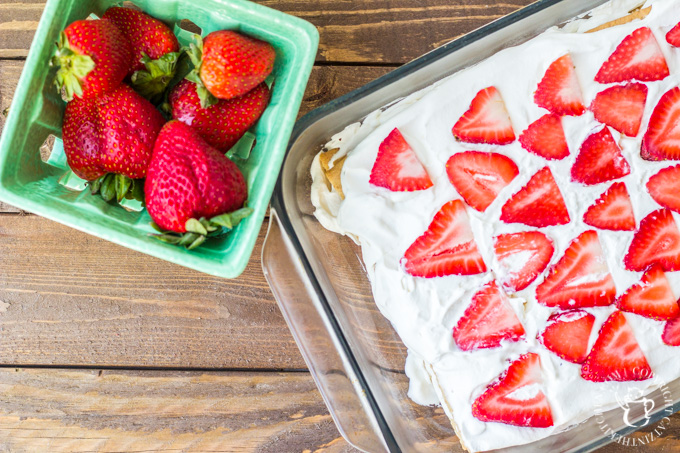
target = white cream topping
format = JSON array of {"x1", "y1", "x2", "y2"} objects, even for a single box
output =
[{"x1": 310, "y1": 0, "x2": 680, "y2": 450}]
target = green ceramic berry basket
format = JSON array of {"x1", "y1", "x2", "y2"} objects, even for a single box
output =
[{"x1": 0, "y1": 0, "x2": 318, "y2": 277}]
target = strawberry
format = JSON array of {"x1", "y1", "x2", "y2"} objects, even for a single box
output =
[
  {"x1": 583, "y1": 182, "x2": 636, "y2": 231},
  {"x1": 52, "y1": 19, "x2": 132, "y2": 101},
  {"x1": 493, "y1": 231, "x2": 554, "y2": 292},
  {"x1": 540, "y1": 310, "x2": 595, "y2": 364},
  {"x1": 647, "y1": 165, "x2": 680, "y2": 213},
  {"x1": 145, "y1": 121, "x2": 249, "y2": 248},
  {"x1": 581, "y1": 311, "x2": 653, "y2": 382},
  {"x1": 662, "y1": 316, "x2": 680, "y2": 346},
  {"x1": 641, "y1": 87, "x2": 680, "y2": 161},
  {"x1": 534, "y1": 54, "x2": 585, "y2": 116},
  {"x1": 595, "y1": 27, "x2": 669, "y2": 84},
  {"x1": 616, "y1": 264, "x2": 679, "y2": 321},
  {"x1": 445, "y1": 151, "x2": 518, "y2": 212},
  {"x1": 369, "y1": 128, "x2": 433, "y2": 192},
  {"x1": 472, "y1": 353, "x2": 554, "y2": 428},
  {"x1": 666, "y1": 23, "x2": 680, "y2": 47},
  {"x1": 518, "y1": 114, "x2": 569, "y2": 161},
  {"x1": 536, "y1": 230, "x2": 616, "y2": 310},
  {"x1": 169, "y1": 79, "x2": 270, "y2": 153},
  {"x1": 590, "y1": 83, "x2": 648, "y2": 137},
  {"x1": 571, "y1": 127, "x2": 630, "y2": 185},
  {"x1": 453, "y1": 281, "x2": 525, "y2": 351},
  {"x1": 452, "y1": 87, "x2": 515, "y2": 145},
  {"x1": 402, "y1": 200, "x2": 486, "y2": 278},
  {"x1": 624, "y1": 209, "x2": 680, "y2": 272},
  {"x1": 500, "y1": 167, "x2": 570, "y2": 227}
]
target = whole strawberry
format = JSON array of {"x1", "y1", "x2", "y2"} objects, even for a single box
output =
[
  {"x1": 52, "y1": 19, "x2": 132, "y2": 101},
  {"x1": 168, "y1": 79, "x2": 270, "y2": 152},
  {"x1": 145, "y1": 121, "x2": 249, "y2": 248}
]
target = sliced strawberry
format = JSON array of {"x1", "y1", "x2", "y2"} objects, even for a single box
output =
[
  {"x1": 583, "y1": 182, "x2": 636, "y2": 231},
  {"x1": 662, "y1": 316, "x2": 680, "y2": 346},
  {"x1": 641, "y1": 87, "x2": 680, "y2": 161},
  {"x1": 500, "y1": 167, "x2": 570, "y2": 227},
  {"x1": 518, "y1": 114, "x2": 570, "y2": 160},
  {"x1": 590, "y1": 83, "x2": 648, "y2": 137},
  {"x1": 581, "y1": 311, "x2": 653, "y2": 382},
  {"x1": 539, "y1": 310, "x2": 595, "y2": 364},
  {"x1": 536, "y1": 230, "x2": 616, "y2": 309},
  {"x1": 616, "y1": 264, "x2": 679, "y2": 321},
  {"x1": 369, "y1": 128, "x2": 433, "y2": 192},
  {"x1": 472, "y1": 353, "x2": 554, "y2": 428},
  {"x1": 453, "y1": 281, "x2": 525, "y2": 351},
  {"x1": 445, "y1": 151, "x2": 519, "y2": 212},
  {"x1": 534, "y1": 54, "x2": 585, "y2": 116},
  {"x1": 452, "y1": 87, "x2": 516, "y2": 145},
  {"x1": 667, "y1": 23, "x2": 680, "y2": 47},
  {"x1": 647, "y1": 165, "x2": 680, "y2": 212},
  {"x1": 624, "y1": 209, "x2": 680, "y2": 272},
  {"x1": 595, "y1": 27, "x2": 670, "y2": 83},
  {"x1": 494, "y1": 231, "x2": 554, "y2": 292},
  {"x1": 571, "y1": 127, "x2": 630, "y2": 185},
  {"x1": 403, "y1": 200, "x2": 486, "y2": 278}
]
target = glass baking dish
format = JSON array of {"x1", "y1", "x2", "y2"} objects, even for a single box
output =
[{"x1": 262, "y1": 0, "x2": 680, "y2": 451}]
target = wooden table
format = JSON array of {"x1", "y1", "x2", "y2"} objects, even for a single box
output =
[{"x1": 0, "y1": 0, "x2": 676, "y2": 451}]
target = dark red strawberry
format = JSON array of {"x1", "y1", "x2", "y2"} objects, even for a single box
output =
[
  {"x1": 52, "y1": 19, "x2": 132, "y2": 101},
  {"x1": 667, "y1": 23, "x2": 680, "y2": 47},
  {"x1": 641, "y1": 87, "x2": 680, "y2": 161},
  {"x1": 583, "y1": 182, "x2": 636, "y2": 231},
  {"x1": 518, "y1": 114, "x2": 569, "y2": 160},
  {"x1": 647, "y1": 165, "x2": 680, "y2": 212},
  {"x1": 662, "y1": 316, "x2": 680, "y2": 346},
  {"x1": 445, "y1": 151, "x2": 518, "y2": 212},
  {"x1": 500, "y1": 167, "x2": 570, "y2": 227},
  {"x1": 595, "y1": 27, "x2": 669, "y2": 83},
  {"x1": 453, "y1": 281, "x2": 525, "y2": 351},
  {"x1": 403, "y1": 200, "x2": 486, "y2": 278},
  {"x1": 369, "y1": 128, "x2": 433, "y2": 192},
  {"x1": 571, "y1": 127, "x2": 630, "y2": 185},
  {"x1": 616, "y1": 264, "x2": 679, "y2": 321},
  {"x1": 493, "y1": 231, "x2": 554, "y2": 292},
  {"x1": 534, "y1": 54, "x2": 585, "y2": 116},
  {"x1": 581, "y1": 311, "x2": 653, "y2": 382},
  {"x1": 452, "y1": 87, "x2": 515, "y2": 145},
  {"x1": 539, "y1": 310, "x2": 595, "y2": 364},
  {"x1": 472, "y1": 353, "x2": 554, "y2": 428},
  {"x1": 536, "y1": 230, "x2": 616, "y2": 309},
  {"x1": 169, "y1": 79, "x2": 270, "y2": 153},
  {"x1": 624, "y1": 209, "x2": 680, "y2": 272},
  {"x1": 590, "y1": 83, "x2": 648, "y2": 137}
]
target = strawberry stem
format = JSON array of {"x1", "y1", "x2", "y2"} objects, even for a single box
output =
[
  {"x1": 88, "y1": 173, "x2": 145, "y2": 205},
  {"x1": 184, "y1": 34, "x2": 218, "y2": 109},
  {"x1": 131, "y1": 51, "x2": 181, "y2": 104},
  {"x1": 51, "y1": 32, "x2": 95, "y2": 101}
]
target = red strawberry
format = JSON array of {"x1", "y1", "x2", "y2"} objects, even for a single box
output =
[
  {"x1": 647, "y1": 165, "x2": 680, "y2": 213},
  {"x1": 52, "y1": 19, "x2": 132, "y2": 101},
  {"x1": 369, "y1": 128, "x2": 433, "y2": 192},
  {"x1": 500, "y1": 167, "x2": 570, "y2": 227},
  {"x1": 641, "y1": 87, "x2": 680, "y2": 161},
  {"x1": 662, "y1": 316, "x2": 680, "y2": 346},
  {"x1": 518, "y1": 114, "x2": 569, "y2": 160},
  {"x1": 472, "y1": 353, "x2": 554, "y2": 428},
  {"x1": 403, "y1": 200, "x2": 486, "y2": 278},
  {"x1": 453, "y1": 281, "x2": 525, "y2": 351},
  {"x1": 595, "y1": 27, "x2": 669, "y2": 84},
  {"x1": 534, "y1": 54, "x2": 585, "y2": 116},
  {"x1": 145, "y1": 121, "x2": 248, "y2": 236},
  {"x1": 666, "y1": 23, "x2": 680, "y2": 47},
  {"x1": 590, "y1": 83, "x2": 648, "y2": 137},
  {"x1": 583, "y1": 182, "x2": 636, "y2": 231},
  {"x1": 445, "y1": 151, "x2": 518, "y2": 212},
  {"x1": 571, "y1": 127, "x2": 630, "y2": 185},
  {"x1": 539, "y1": 310, "x2": 595, "y2": 364},
  {"x1": 169, "y1": 79, "x2": 270, "y2": 153},
  {"x1": 624, "y1": 209, "x2": 680, "y2": 272},
  {"x1": 536, "y1": 230, "x2": 616, "y2": 310},
  {"x1": 452, "y1": 87, "x2": 515, "y2": 145},
  {"x1": 581, "y1": 311, "x2": 653, "y2": 382},
  {"x1": 616, "y1": 264, "x2": 679, "y2": 321},
  {"x1": 494, "y1": 231, "x2": 554, "y2": 292}
]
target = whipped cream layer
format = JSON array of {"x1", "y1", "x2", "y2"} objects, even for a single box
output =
[{"x1": 311, "y1": 0, "x2": 680, "y2": 450}]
